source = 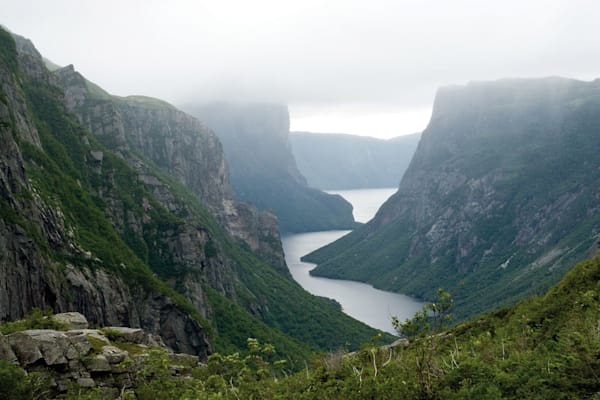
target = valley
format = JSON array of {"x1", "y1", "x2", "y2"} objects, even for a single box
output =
[
  {"x1": 282, "y1": 188, "x2": 423, "y2": 333},
  {"x1": 1, "y1": 6, "x2": 600, "y2": 398},
  {"x1": 290, "y1": 132, "x2": 420, "y2": 190}
]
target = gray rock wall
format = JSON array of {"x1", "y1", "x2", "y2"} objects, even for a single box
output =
[{"x1": 0, "y1": 32, "x2": 211, "y2": 357}]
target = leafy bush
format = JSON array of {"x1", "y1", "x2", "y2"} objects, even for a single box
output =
[{"x1": 0, "y1": 360, "x2": 30, "y2": 400}]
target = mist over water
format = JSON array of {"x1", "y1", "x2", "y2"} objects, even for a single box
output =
[
  {"x1": 282, "y1": 188, "x2": 423, "y2": 334},
  {"x1": 326, "y1": 188, "x2": 396, "y2": 223}
]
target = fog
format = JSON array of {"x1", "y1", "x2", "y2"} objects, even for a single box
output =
[{"x1": 2, "y1": 0, "x2": 600, "y2": 137}]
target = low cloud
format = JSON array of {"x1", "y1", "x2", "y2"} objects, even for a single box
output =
[{"x1": 3, "y1": 0, "x2": 600, "y2": 135}]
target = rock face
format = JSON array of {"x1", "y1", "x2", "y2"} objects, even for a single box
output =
[
  {"x1": 290, "y1": 132, "x2": 421, "y2": 190},
  {"x1": 0, "y1": 29, "x2": 207, "y2": 357},
  {"x1": 306, "y1": 77, "x2": 600, "y2": 319},
  {"x1": 0, "y1": 28, "x2": 382, "y2": 359},
  {"x1": 183, "y1": 102, "x2": 356, "y2": 233},
  {"x1": 52, "y1": 65, "x2": 285, "y2": 268}
]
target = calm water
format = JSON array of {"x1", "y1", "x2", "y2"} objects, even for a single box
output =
[{"x1": 282, "y1": 188, "x2": 424, "y2": 334}]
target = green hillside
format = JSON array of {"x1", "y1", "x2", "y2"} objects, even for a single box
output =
[{"x1": 8, "y1": 252, "x2": 595, "y2": 399}]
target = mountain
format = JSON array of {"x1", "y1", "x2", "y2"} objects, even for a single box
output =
[
  {"x1": 0, "y1": 28, "x2": 384, "y2": 362},
  {"x1": 182, "y1": 102, "x2": 357, "y2": 233},
  {"x1": 290, "y1": 131, "x2": 421, "y2": 189},
  {"x1": 305, "y1": 77, "x2": 600, "y2": 320}
]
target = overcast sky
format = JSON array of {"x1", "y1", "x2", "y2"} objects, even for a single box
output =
[{"x1": 2, "y1": 0, "x2": 600, "y2": 138}]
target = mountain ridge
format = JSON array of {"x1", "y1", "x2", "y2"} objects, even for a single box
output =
[
  {"x1": 182, "y1": 102, "x2": 358, "y2": 233},
  {"x1": 305, "y1": 76, "x2": 600, "y2": 320}
]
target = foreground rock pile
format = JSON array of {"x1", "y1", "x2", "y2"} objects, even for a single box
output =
[{"x1": 0, "y1": 313, "x2": 200, "y2": 395}]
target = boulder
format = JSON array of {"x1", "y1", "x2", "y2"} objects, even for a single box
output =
[
  {"x1": 77, "y1": 377, "x2": 96, "y2": 388},
  {"x1": 103, "y1": 327, "x2": 145, "y2": 344},
  {"x1": 30, "y1": 330, "x2": 69, "y2": 365},
  {"x1": 84, "y1": 354, "x2": 111, "y2": 372},
  {"x1": 64, "y1": 332, "x2": 93, "y2": 358},
  {"x1": 0, "y1": 335, "x2": 17, "y2": 364},
  {"x1": 9, "y1": 330, "x2": 71, "y2": 366},
  {"x1": 8, "y1": 331, "x2": 44, "y2": 365},
  {"x1": 66, "y1": 329, "x2": 110, "y2": 345},
  {"x1": 101, "y1": 345, "x2": 127, "y2": 364},
  {"x1": 52, "y1": 312, "x2": 89, "y2": 329}
]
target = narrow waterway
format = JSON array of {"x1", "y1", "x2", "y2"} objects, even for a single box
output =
[{"x1": 282, "y1": 188, "x2": 424, "y2": 334}]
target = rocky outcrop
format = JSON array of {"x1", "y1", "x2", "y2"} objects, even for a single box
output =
[
  {"x1": 290, "y1": 131, "x2": 421, "y2": 190},
  {"x1": 307, "y1": 77, "x2": 600, "y2": 320},
  {"x1": 183, "y1": 102, "x2": 357, "y2": 232},
  {"x1": 226, "y1": 202, "x2": 287, "y2": 273},
  {"x1": 64, "y1": 266, "x2": 210, "y2": 357},
  {"x1": 0, "y1": 313, "x2": 199, "y2": 397}
]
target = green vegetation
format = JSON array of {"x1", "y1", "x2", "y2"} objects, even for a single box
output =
[
  {"x1": 71, "y1": 70, "x2": 386, "y2": 353},
  {"x1": 111, "y1": 341, "x2": 147, "y2": 356},
  {"x1": 0, "y1": 361, "x2": 52, "y2": 400},
  {"x1": 47, "y1": 254, "x2": 600, "y2": 399},
  {"x1": 225, "y1": 243, "x2": 394, "y2": 352},
  {"x1": 19, "y1": 81, "x2": 210, "y2": 330},
  {"x1": 3, "y1": 28, "x2": 600, "y2": 399},
  {"x1": 0, "y1": 308, "x2": 66, "y2": 334},
  {"x1": 117, "y1": 95, "x2": 176, "y2": 109},
  {"x1": 0, "y1": 360, "x2": 31, "y2": 400},
  {"x1": 0, "y1": 28, "x2": 18, "y2": 74},
  {"x1": 86, "y1": 336, "x2": 109, "y2": 353}
]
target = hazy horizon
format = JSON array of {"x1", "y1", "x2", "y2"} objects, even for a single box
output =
[{"x1": 2, "y1": 0, "x2": 600, "y2": 138}]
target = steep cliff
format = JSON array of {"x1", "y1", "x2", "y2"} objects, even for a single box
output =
[
  {"x1": 290, "y1": 132, "x2": 421, "y2": 189},
  {"x1": 183, "y1": 102, "x2": 356, "y2": 232},
  {"x1": 306, "y1": 77, "x2": 600, "y2": 319},
  {"x1": 0, "y1": 28, "x2": 210, "y2": 357},
  {"x1": 0, "y1": 28, "x2": 384, "y2": 361},
  {"x1": 53, "y1": 64, "x2": 285, "y2": 270}
]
